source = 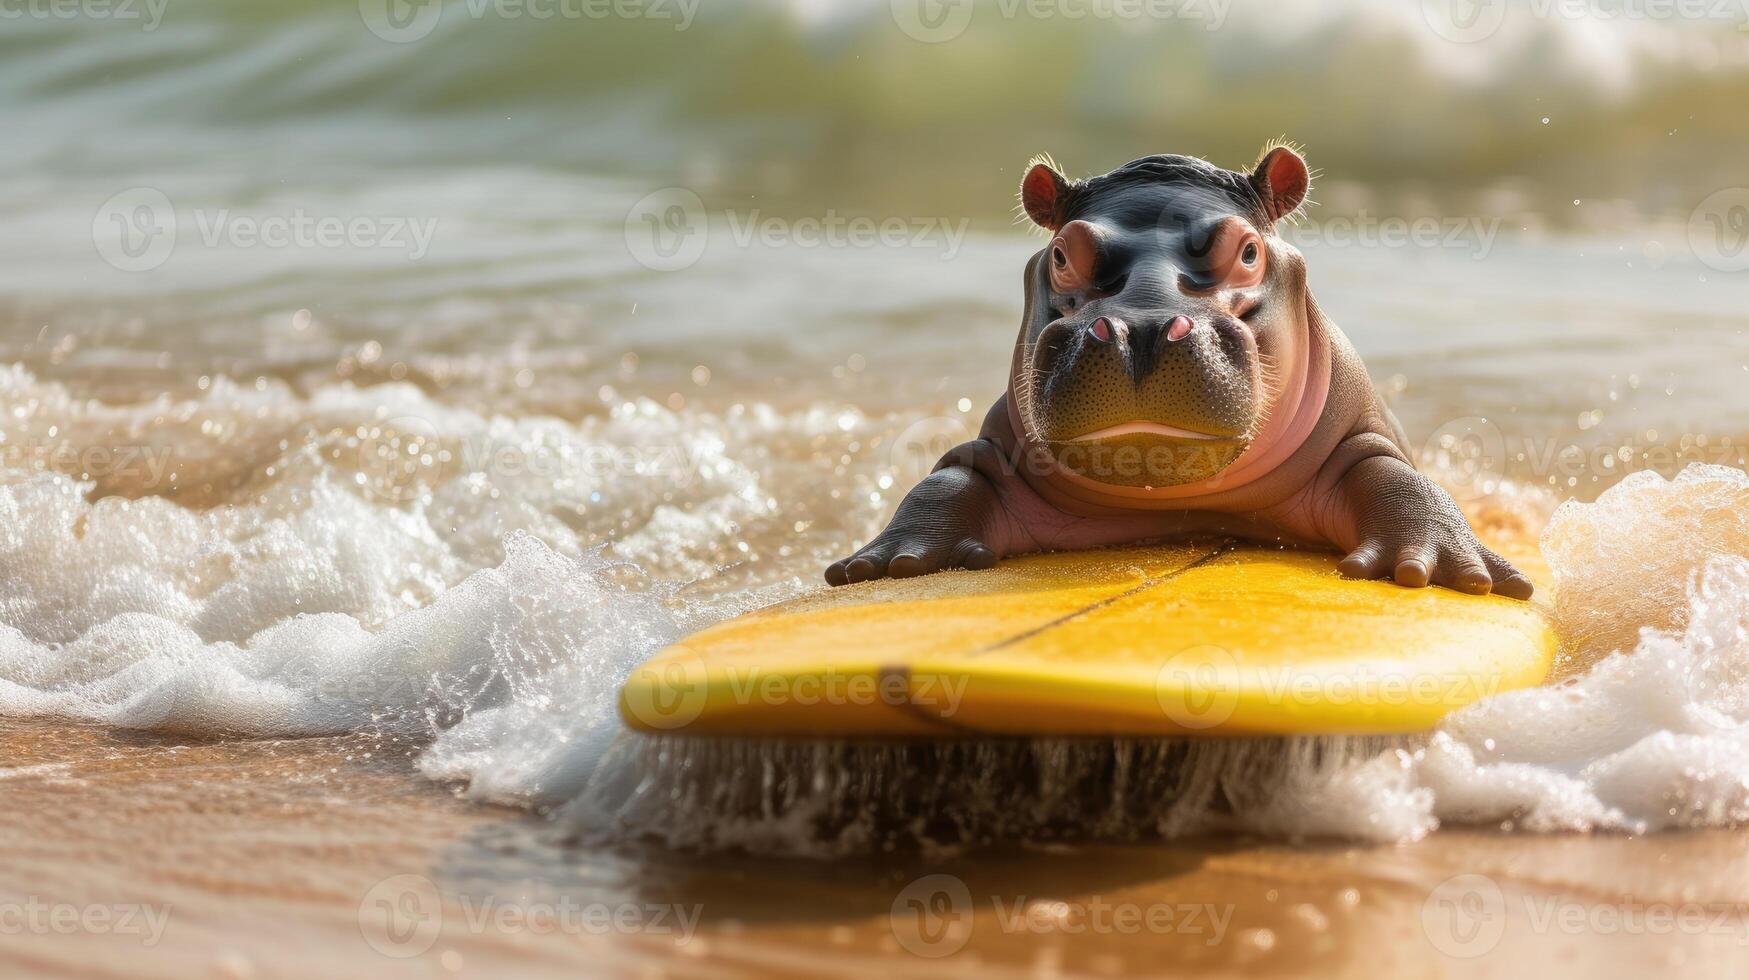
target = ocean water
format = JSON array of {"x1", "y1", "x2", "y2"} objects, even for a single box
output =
[
  {"x1": 2, "y1": 355, "x2": 1748, "y2": 849},
  {"x1": 4, "y1": 0, "x2": 1749, "y2": 851}
]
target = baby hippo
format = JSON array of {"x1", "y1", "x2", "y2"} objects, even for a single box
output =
[{"x1": 827, "y1": 144, "x2": 1531, "y2": 600}]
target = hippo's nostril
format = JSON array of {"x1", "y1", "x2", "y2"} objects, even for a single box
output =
[
  {"x1": 1089, "y1": 316, "x2": 1116, "y2": 344},
  {"x1": 1165, "y1": 315, "x2": 1194, "y2": 343}
]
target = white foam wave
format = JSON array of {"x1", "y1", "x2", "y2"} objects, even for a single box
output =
[
  {"x1": 2, "y1": 362, "x2": 1748, "y2": 848},
  {"x1": 0, "y1": 531, "x2": 671, "y2": 740},
  {"x1": 1306, "y1": 466, "x2": 1749, "y2": 839},
  {"x1": 429, "y1": 466, "x2": 1749, "y2": 846},
  {"x1": 0, "y1": 366, "x2": 889, "y2": 746}
]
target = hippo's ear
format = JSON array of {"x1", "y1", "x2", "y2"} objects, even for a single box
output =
[
  {"x1": 1249, "y1": 144, "x2": 1310, "y2": 224},
  {"x1": 1020, "y1": 157, "x2": 1070, "y2": 231}
]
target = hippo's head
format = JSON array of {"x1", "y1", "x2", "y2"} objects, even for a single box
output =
[{"x1": 1009, "y1": 145, "x2": 1313, "y2": 490}]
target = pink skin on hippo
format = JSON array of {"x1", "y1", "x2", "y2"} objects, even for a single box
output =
[{"x1": 826, "y1": 145, "x2": 1532, "y2": 600}]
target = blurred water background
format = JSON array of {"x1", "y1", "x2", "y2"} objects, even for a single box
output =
[
  {"x1": 2, "y1": 0, "x2": 1746, "y2": 450},
  {"x1": 1, "y1": 0, "x2": 1748, "y2": 858}
]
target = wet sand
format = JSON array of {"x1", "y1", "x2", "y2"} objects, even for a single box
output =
[{"x1": 2, "y1": 717, "x2": 1745, "y2": 979}]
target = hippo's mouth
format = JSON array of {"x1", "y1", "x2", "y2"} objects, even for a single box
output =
[
  {"x1": 1067, "y1": 420, "x2": 1233, "y2": 442},
  {"x1": 1016, "y1": 324, "x2": 1260, "y2": 488},
  {"x1": 1042, "y1": 420, "x2": 1251, "y2": 489}
]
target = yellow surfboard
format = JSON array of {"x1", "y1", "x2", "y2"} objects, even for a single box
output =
[{"x1": 619, "y1": 542, "x2": 1556, "y2": 737}]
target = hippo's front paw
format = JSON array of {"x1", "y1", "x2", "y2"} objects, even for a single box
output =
[
  {"x1": 1332, "y1": 457, "x2": 1534, "y2": 600},
  {"x1": 825, "y1": 530, "x2": 997, "y2": 586},
  {"x1": 1336, "y1": 529, "x2": 1531, "y2": 600},
  {"x1": 825, "y1": 465, "x2": 1002, "y2": 586}
]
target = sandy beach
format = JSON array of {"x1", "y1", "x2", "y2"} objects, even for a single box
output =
[{"x1": 2, "y1": 716, "x2": 1744, "y2": 979}]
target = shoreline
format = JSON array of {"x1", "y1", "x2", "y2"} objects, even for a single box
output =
[{"x1": 2, "y1": 718, "x2": 1744, "y2": 978}]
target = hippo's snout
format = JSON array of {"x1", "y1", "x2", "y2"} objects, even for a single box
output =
[
  {"x1": 1086, "y1": 314, "x2": 1193, "y2": 347},
  {"x1": 1028, "y1": 308, "x2": 1257, "y2": 488}
]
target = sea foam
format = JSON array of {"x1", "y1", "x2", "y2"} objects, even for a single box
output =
[{"x1": 1, "y1": 365, "x2": 1748, "y2": 847}]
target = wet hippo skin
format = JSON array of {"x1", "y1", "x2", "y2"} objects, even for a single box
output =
[{"x1": 827, "y1": 145, "x2": 1531, "y2": 600}]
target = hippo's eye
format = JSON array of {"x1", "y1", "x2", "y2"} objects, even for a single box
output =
[
  {"x1": 1047, "y1": 223, "x2": 1098, "y2": 294},
  {"x1": 1201, "y1": 221, "x2": 1266, "y2": 291}
]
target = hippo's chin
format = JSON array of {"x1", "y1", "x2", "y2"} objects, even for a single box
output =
[{"x1": 1042, "y1": 431, "x2": 1249, "y2": 488}]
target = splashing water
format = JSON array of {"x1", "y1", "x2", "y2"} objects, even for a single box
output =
[
  {"x1": 1415, "y1": 465, "x2": 1749, "y2": 834},
  {"x1": 0, "y1": 359, "x2": 1747, "y2": 851}
]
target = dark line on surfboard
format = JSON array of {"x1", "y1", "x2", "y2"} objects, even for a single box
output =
[
  {"x1": 872, "y1": 543, "x2": 1239, "y2": 735},
  {"x1": 967, "y1": 541, "x2": 1237, "y2": 658},
  {"x1": 878, "y1": 664, "x2": 990, "y2": 736}
]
